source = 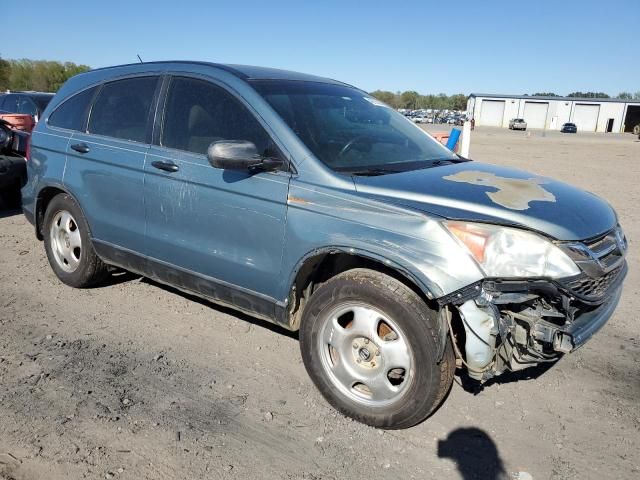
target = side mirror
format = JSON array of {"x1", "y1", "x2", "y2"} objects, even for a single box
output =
[{"x1": 207, "y1": 140, "x2": 283, "y2": 172}]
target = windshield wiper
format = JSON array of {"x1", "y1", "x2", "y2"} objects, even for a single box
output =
[{"x1": 347, "y1": 168, "x2": 403, "y2": 176}]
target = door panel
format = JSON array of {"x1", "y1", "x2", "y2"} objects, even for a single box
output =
[
  {"x1": 144, "y1": 147, "x2": 290, "y2": 299},
  {"x1": 143, "y1": 76, "x2": 290, "y2": 301},
  {"x1": 63, "y1": 76, "x2": 160, "y2": 253},
  {"x1": 64, "y1": 133, "x2": 149, "y2": 252}
]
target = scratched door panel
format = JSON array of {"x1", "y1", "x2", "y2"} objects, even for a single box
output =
[
  {"x1": 65, "y1": 131, "x2": 149, "y2": 252},
  {"x1": 143, "y1": 146, "x2": 290, "y2": 299}
]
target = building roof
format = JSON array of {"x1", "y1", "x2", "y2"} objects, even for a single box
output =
[{"x1": 469, "y1": 93, "x2": 640, "y2": 104}]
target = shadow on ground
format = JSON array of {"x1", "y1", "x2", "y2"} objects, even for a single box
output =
[
  {"x1": 438, "y1": 427, "x2": 508, "y2": 480},
  {"x1": 0, "y1": 206, "x2": 21, "y2": 219}
]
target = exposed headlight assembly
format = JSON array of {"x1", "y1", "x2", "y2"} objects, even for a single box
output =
[{"x1": 443, "y1": 221, "x2": 580, "y2": 279}]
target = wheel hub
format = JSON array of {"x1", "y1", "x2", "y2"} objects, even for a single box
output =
[
  {"x1": 318, "y1": 302, "x2": 413, "y2": 407},
  {"x1": 352, "y1": 337, "x2": 380, "y2": 369}
]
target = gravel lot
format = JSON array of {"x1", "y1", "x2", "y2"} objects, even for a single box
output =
[{"x1": 1, "y1": 127, "x2": 638, "y2": 480}]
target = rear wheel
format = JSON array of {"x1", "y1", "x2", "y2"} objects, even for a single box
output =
[
  {"x1": 43, "y1": 194, "x2": 108, "y2": 287},
  {"x1": 300, "y1": 269, "x2": 455, "y2": 429}
]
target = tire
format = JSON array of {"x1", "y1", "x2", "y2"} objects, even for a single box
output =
[
  {"x1": 299, "y1": 268, "x2": 455, "y2": 429},
  {"x1": 633, "y1": 124, "x2": 640, "y2": 135},
  {"x1": 43, "y1": 193, "x2": 109, "y2": 288}
]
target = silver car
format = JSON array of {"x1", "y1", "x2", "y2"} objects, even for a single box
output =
[{"x1": 509, "y1": 118, "x2": 527, "y2": 130}]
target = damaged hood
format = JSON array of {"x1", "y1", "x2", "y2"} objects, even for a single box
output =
[{"x1": 352, "y1": 162, "x2": 616, "y2": 241}]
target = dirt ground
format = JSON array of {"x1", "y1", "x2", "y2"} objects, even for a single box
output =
[{"x1": 1, "y1": 127, "x2": 638, "y2": 480}]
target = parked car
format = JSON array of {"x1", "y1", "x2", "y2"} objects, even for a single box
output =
[
  {"x1": 561, "y1": 122, "x2": 577, "y2": 133},
  {"x1": 22, "y1": 62, "x2": 628, "y2": 429},
  {"x1": 0, "y1": 118, "x2": 29, "y2": 207},
  {"x1": 509, "y1": 118, "x2": 527, "y2": 130},
  {"x1": 0, "y1": 91, "x2": 54, "y2": 126},
  {"x1": 412, "y1": 115, "x2": 429, "y2": 124}
]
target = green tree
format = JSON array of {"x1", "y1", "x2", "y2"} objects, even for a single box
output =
[
  {"x1": 450, "y1": 93, "x2": 468, "y2": 110},
  {"x1": 617, "y1": 92, "x2": 633, "y2": 99},
  {"x1": 633, "y1": 91, "x2": 640, "y2": 100},
  {"x1": 369, "y1": 90, "x2": 400, "y2": 108},
  {"x1": 6, "y1": 59, "x2": 90, "y2": 92},
  {"x1": 533, "y1": 92, "x2": 559, "y2": 96},
  {"x1": 566, "y1": 91, "x2": 610, "y2": 99},
  {"x1": 399, "y1": 90, "x2": 420, "y2": 109},
  {"x1": 0, "y1": 55, "x2": 10, "y2": 91}
]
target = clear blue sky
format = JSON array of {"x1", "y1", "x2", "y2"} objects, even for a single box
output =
[{"x1": 6, "y1": 0, "x2": 639, "y2": 95}]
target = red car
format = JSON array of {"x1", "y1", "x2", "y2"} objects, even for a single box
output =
[{"x1": 0, "y1": 116, "x2": 30, "y2": 207}]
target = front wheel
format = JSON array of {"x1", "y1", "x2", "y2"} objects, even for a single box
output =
[{"x1": 299, "y1": 269, "x2": 455, "y2": 429}]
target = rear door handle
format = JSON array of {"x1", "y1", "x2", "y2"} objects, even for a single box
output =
[
  {"x1": 151, "y1": 160, "x2": 179, "y2": 173},
  {"x1": 70, "y1": 143, "x2": 90, "y2": 154}
]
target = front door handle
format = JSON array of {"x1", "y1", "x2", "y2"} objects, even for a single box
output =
[
  {"x1": 70, "y1": 143, "x2": 90, "y2": 154},
  {"x1": 151, "y1": 160, "x2": 179, "y2": 173}
]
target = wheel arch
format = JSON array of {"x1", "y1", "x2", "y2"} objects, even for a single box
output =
[
  {"x1": 286, "y1": 247, "x2": 439, "y2": 330},
  {"x1": 35, "y1": 184, "x2": 89, "y2": 240}
]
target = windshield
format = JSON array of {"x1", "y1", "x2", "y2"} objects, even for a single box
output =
[{"x1": 251, "y1": 80, "x2": 459, "y2": 174}]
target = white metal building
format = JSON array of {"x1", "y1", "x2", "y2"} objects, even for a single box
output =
[{"x1": 467, "y1": 94, "x2": 640, "y2": 133}]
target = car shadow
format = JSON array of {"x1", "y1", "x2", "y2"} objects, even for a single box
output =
[
  {"x1": 140, "y1": 277, "x2": 299, "y2": 339},
  {"x1": 456, "y1": 360, "x2": 557, "y2": 395},
  {"x1": 96, "y1": 270, "x2": 298, "y2": 339},
  {"x1": 438, "y1": 427, "x2": 508, "y2": 480},
  {"x1": 0, "y1": 206, "x2": 22, "y2": 219}
]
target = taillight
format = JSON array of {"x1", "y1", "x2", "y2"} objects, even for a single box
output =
[{"x1": 25, "y1": 134, "x2": 31, "y2": 162}]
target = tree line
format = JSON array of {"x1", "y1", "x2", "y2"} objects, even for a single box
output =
[
  {"x1": 2, "y1": 56, "x2": 639, "y2": 104},
  {"x1": 0, "y1": 57, "x2": 91, "y2": 93},
  {"x1": 371, "y1": 89, "x2": 640, "y2": 111},
  {"x1": 370, "y1": 90, "x2": 468, "y2": 111}
]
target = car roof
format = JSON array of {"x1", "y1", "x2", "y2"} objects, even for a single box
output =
[{"x1": 86, "y1": 61, "x2": 351, "y2": 86}]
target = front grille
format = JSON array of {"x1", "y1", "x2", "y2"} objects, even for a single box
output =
[
  {"x1": 563, "y1": 265, "x2": 623, "y2": 301},
  {"x1": 559, "y1": 226, "x2": 627, "y2": 279},
  {"x1": 558, "y1": 226, "x2": 627, "y2": 303}
]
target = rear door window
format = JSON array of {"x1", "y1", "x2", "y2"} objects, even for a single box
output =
[
  {"x1": 1, "y1": 95, "x2": 19, "y2": 113},
  {"x1": 17, "y1": 97, "x2": 38, "y2": 116},
  {"x1": 88, "y1": 76, "x2": 158, "y2": 143},
  {"x1": 48, "y1": 86, "x2": 99, "y2": 131},
  {"x1": 161, "y1": 77, "x2": 272, "y2": 156}
]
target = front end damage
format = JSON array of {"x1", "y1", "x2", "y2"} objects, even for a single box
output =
[{"x1": 440, "y1": 228, "x2": 628, "y2": 381}]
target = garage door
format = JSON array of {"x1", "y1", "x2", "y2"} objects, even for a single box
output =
[
  {"x1": 523, "y1": 102, "x2": 548, "y2": 129},
  {"x1": 479, "y1": 100, "x2": 505, "y2": 127},
  {"x1": 573, "y1": 104, "x2": 600, "y2": 132}
]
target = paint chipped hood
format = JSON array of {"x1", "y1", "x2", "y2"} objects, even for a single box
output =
[{"x1": 352, "y1": 162, "x2": 617, "y2": 241}]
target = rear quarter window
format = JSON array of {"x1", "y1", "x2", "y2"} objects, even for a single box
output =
[{"x1": 48, "y1": 86, "x2": 99, "y2": 131}]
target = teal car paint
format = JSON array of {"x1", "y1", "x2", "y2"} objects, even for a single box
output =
[{"x1": 21, "y1": 61, "x2": 628, "y2": 428}]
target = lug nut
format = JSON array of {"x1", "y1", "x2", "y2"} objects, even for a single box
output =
[
  {"x1": 375, "y1": 351, "x2": 380, "y2": 356},
  {"x1": 364, "y1": 339, "x2": 369, "y2": 344},
  {"x1": 353, "y1": 343, "x2": 358, "y2": 349},
  {"x1": 356, "y1": 358, "x2": 361, "y2": 363}
]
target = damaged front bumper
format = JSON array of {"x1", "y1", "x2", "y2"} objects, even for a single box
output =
[{"x1": 439, "y1": 261, "x2": 627, "y2": 381}]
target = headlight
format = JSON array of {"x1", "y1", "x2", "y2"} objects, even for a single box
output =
[{"x1": 443, "y1": 221, "x2": 580, "y2": 278}]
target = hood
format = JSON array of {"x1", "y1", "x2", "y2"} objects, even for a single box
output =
[{"x1": 352, "y1": 162, "x2": 616, "y2": 241}]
